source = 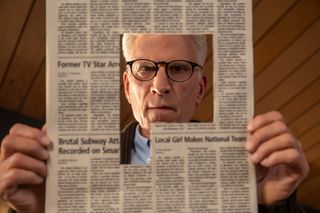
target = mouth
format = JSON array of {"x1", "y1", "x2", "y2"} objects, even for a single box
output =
[
  {"x1": 146, "y1": 105, "x2": 177, "y2": 122},
  {"x1": 147, "y1": 105, "x2": 176, "y2": 111}
]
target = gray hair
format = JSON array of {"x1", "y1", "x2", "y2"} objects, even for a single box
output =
[{"x1": 122, "y1": 34, "x2": 208, "y2": 66}]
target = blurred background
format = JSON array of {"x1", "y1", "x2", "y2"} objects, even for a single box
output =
[{"x1": 0, "y1": 0, "x2": 319, "y2": 211}]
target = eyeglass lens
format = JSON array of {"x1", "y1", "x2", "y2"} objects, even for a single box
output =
[{"x1": 131, "y1": 60, "x2": 195, "y2": 82}]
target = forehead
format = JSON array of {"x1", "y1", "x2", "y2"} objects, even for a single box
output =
[{"x1": 131, "y1": 34, "x2": 198, "y2": 62}]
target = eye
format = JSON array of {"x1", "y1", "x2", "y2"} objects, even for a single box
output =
[
  {"x1": 133, "y1": 60, "x2": 156, "y2": 73},
  {"x1": 168, "y1": 62, "x2": 190, "y2": 73},
  {"x1": 138, "y1": 64, "x2": 156, "y2": 72}
]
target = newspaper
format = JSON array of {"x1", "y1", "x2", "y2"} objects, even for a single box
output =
[{"x1": 46, "y1": 0, "x2": 256, "y2": 212}]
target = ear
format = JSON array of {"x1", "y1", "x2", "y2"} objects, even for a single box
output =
[
  {"x1": 196, "y1": 75, "x2": 207, "y2": 105},
  {"x1": 123, "y1": 71, "x2": 131, "y2": 104}
]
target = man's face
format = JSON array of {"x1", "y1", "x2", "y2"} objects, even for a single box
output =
[{"x1": 123, "y1": 35, "x2": 207, "y2": 137}]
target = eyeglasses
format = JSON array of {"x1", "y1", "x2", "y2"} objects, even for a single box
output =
[{"x1": 126, "y1": 59, "x2": 203, "y2": 82}]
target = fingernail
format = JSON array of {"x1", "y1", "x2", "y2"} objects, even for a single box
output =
[
  {"x1": 245, "y1": 142, "x2": 252, "y2": 151},
  {"x1": 40, "y1": 136, "x2": 52, "y2": 146},
  {"x1": 247, "y1": 123, "x2": 253, "y2": 131},
  {"x1": 260, "y1": 158, "x2": 268, "y2": 166},
  {"x1": 36, "y1": 176, "x2": 44, "y2": 184},
  {"x1": 41, "y1": 149, "x2": 49, "y2": 160},
  {"x1": 251, "y1": 153, "x2": 259, "y2": 163}
]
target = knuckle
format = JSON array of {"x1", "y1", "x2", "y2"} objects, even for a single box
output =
[
  {"x1": 1, "y1": 135, "x2": 13, "y2": 152},
  {"x1": 281, "y1": 133, "x2": 291, "y2": 143},
  {"x1": 8, "y1": 153, "x2": 24, "y2": 166},
  {"x1": 254, "y1": 131, "x2": 263, "y2": 142},
  {"x1": 288, "y1": 149, "x2": 299, "y2": 163},
  {"x1": 282, "y1": 133, "x2": 296, "y2": 147},
  {"x1": 6, "y1": 168, "x2": 20, "y2": 179},
  {"x1": 254, "y1": 114, "x2": 264, "y2": 125},
  {"x1": 10, "y1": 123, "x2": 41, "y2": 139},
  {"x1": 274, "y1": 121, "x2": 288, "y2": 132},
  {"x1": 0, "y1": 178, "x2": 10, "y2": 193},
  {"x1": 271, "y1": 111, "x2": 283, "y2": 121},
  {"x1": 9, "y1": 123, "x2": 24, "y2": 135}
]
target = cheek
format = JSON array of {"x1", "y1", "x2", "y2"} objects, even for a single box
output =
[
  {"x1": 177, "y1": 85, "x2": 200, "y2": 111},
  {"x1": 129, "y1": 84, "x2": 148, "y2": 112},
  {"x1": 182, "y1": 82, "x2": 200, "y2": 101}
]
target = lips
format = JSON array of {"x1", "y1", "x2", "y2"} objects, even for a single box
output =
[
  {"x1": 146, "y1": 104, "x2": 177, "y2": 122},
  {"x1": 147, "y1": 105, "x2": 176, "y2": 111}
]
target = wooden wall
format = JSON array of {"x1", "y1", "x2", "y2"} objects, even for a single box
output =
[
  {"x1": 0, "y1": 0, "x2": 319, "y2": 210},
  {"x1": 0, "y1": 0, "x2": 45, "y2": 120},
  {"x1": 252, "y1": 0, "x2": 320, "y2": 208}
]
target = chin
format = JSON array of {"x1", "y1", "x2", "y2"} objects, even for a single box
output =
[{"x1": 148, "y1": 115, "x2": 177, "y2": 123}]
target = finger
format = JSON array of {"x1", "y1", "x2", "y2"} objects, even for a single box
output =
[
  {"x1": 259, "y1": 148, "x2": 301, "y2": 170},
  {"x1": 247, "y1": 111, "x2": 284, "y2": 132},
  {"x1": 9, "y1": 123, "x2": 51, "y2": 147},
  {"x1": 1, "y1": 135, "x2": 49, "y2": 161},
  {"x1": 0, "y1": 168, "x2": 43, "y2": 194},
  {"x1": 1, "y1": 153, "x2": 47, "y2": 178},
  {"x1": 249, "y1": 133, "x2": 297, "y2": 164},
  {"x1": 246, "y1": 120, "x2": 289, "y2": 152}
]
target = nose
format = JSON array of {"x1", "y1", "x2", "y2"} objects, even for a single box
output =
[{"x1": 150, "y1": 66, "x2": 171, "y2": 95}]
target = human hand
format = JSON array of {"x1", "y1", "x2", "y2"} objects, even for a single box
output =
[
  {"x1": 246, "y1": 111, "x2": 309, "y2": 205},
  {"x1": 0, "y1": 123, "x2": 50, "y2": 213}
]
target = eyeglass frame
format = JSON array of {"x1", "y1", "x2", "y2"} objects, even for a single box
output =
[{"x1": 126, "y1": 59, "x2": 203, "y2": 82}]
